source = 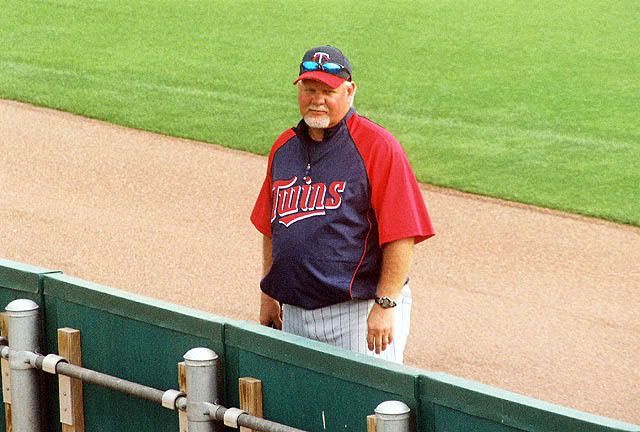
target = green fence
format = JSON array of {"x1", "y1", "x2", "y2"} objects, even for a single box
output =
[{"x1": 1, "y1": 258, "x2": 637, "y2": 432}]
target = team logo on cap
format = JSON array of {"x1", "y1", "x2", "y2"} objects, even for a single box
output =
[{"x1": 312, "y1": 52, "x2": 330, "y2": 64}]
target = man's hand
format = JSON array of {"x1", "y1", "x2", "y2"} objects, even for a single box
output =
[
  {"x1": 259, "y1": 292, "x2": 282, "y2": 329},
  {"x1": 367, "y1": 304, "x2": 395, "y2": 353},
  {"x1": 368, "y1": 238, "x2": 414, "y2": 354}
]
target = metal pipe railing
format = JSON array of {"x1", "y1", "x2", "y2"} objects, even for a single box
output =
[
  {"x1": 4, "y1": 298, "x2": 408, "y2": 432},
  {"x1": 50, "y1": 357, "x2": 169, "y2": 405},
  {"x1": 184, "y1": 347, "x2": 221, "y2": 432},
  {"x1": 6, "y1": 299, "x2": 43, "y2": 432},
  {"x1": 1, "y1": 348, "x2": 169, "y2": 405},
  {"x1": 1, "y1": 344, "x2": 306, "y2": 431},
  {"x1": 374, "y1": 401, "x2": 411, "y2": 432},
  {"x1": 207, "y1": 403, "x2": 306, "y2": 432}
]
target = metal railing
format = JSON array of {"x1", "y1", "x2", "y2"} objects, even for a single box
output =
[{"x1": 2, "y1": 299, "x2": 411, "y2": 432}]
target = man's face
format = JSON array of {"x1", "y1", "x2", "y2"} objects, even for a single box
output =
[{"x1": 297, "y1": 79, "x2": 354, "y2": 129}]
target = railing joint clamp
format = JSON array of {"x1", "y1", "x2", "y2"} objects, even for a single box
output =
[
  {"x1": 42, "y1": 354, "x2": 68, "y2": 374},
  {"x1": 224, "y1": 407, "x2": 246, "y2": 428},
  {"x1": 162, "y1": 389, "x2": 185, "y2": 410}
]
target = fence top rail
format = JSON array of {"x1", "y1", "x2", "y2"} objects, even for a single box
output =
[
  {"x1": 421, "y1": 372, "x2": 640, "y2": 432},
  {"x1": 0, "y1": 258, "x2": 61, "y2": 293}
]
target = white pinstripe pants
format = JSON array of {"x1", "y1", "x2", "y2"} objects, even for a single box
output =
[{"x1": 282, "y1": 286, "x2": 412, "y2": 364}]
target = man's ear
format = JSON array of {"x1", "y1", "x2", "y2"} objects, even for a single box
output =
[
  {"x1": 347, "y1": 81, "x2": 357, "y2": 106},
  {"x1": 347, "y1": 81, "x2": 357, "y2": 96}
]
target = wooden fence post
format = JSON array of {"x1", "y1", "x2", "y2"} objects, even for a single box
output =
[
  {"x1": 178, "y1": 362, "x2": 187, "y2": 432},
  {"x1": 367, "y1": 414, "x2": 377, "y2": 432},
  {"x1": 57, "y1": 328, "x2": 85, "y2": 432},
  {"x1": 239, "y1": 377, "x2": 263, "y2": 432}
]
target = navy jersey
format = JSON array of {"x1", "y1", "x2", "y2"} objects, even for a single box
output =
[{"x1": 251, "y1": 109, "x2": 434, "y2": 309}]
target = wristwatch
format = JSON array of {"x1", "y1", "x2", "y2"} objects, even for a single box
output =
[{"x1": 374, "y1": 296, "x2": 397, "y2": 309}]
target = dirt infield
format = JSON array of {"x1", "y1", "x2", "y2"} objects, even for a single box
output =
[{"x1": 1, "y1": 99, "x2": 638, "y2": 425}]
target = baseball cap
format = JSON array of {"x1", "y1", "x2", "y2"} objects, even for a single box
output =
[{"x1": 293, "y1": 45, "x2": 353, "y2": 89}]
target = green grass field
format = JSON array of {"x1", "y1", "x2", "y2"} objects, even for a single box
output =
[{"x1": 2, "y1": 1, "x2": 639, "y2": 225}]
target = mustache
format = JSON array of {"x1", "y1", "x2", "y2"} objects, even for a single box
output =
[{"x1": 308, "y1": 105, "x2": 328, "y2": 112}]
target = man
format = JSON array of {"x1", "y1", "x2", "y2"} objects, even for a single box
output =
[{"x1": 251, "y1": 45, "x2": 434, "y2": 363}]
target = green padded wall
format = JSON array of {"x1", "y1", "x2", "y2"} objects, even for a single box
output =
[
  {"x1": 224, "y1": 321, "x2": 420, "y2": 431},
  {"x1": 42, "y1": 273, "x2": 229, "y2": 432},
  {"x1": 418, "y1": 372, "x2": 639, "y2": 432},
  {"x1": 0, "y1": 259, "x2": 638, "y2": 432}
]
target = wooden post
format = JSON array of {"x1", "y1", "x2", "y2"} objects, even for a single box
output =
[
  {"x1": 0, "y1": 313, "x2": 11, "y2": 432},
  {"x1": 367, "y1": 414, "x2": 377, "y2": 432},
  {"x1": 178, "y1": 362, "x2": 187, "y2": 432},
  {"x1": 57, "y1": 328, "x2": 85, "y2": 432},
  {"x1": 239, "y1": 377, "x2": 263, "y2": 432}
]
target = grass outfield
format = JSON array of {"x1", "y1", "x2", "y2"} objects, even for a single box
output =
[{"x1": 2, "y1": 1, "x2": 638, "y2": 225}]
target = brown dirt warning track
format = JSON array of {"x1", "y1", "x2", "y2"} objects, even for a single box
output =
[{"x1": 1, "y1": 99, "x2": 639, "y2": 425}]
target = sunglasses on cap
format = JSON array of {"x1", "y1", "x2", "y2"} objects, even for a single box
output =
[{"x1": 300, "y1": 61, "x2": 351, "y2": 80}]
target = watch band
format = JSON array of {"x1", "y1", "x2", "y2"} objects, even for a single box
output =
[{"x1": 374, "y1": 296, "x2": 397, "y2": 309}]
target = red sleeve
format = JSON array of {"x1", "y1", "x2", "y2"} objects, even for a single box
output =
[
  {"x1": 348, "y1": 115, "x2": 435, "y2": 246},
  {"x1": 250, "y1": 129, "x2": 296, "y2": 237}
]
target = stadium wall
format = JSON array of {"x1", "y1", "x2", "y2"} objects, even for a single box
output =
[{"x1": 0, "y1": 258, "x2": 637, "y2": 432}]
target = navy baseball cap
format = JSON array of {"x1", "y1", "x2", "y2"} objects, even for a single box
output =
[{"x1": 294, "y1": 45, "x2": 353, "y2": 89}]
